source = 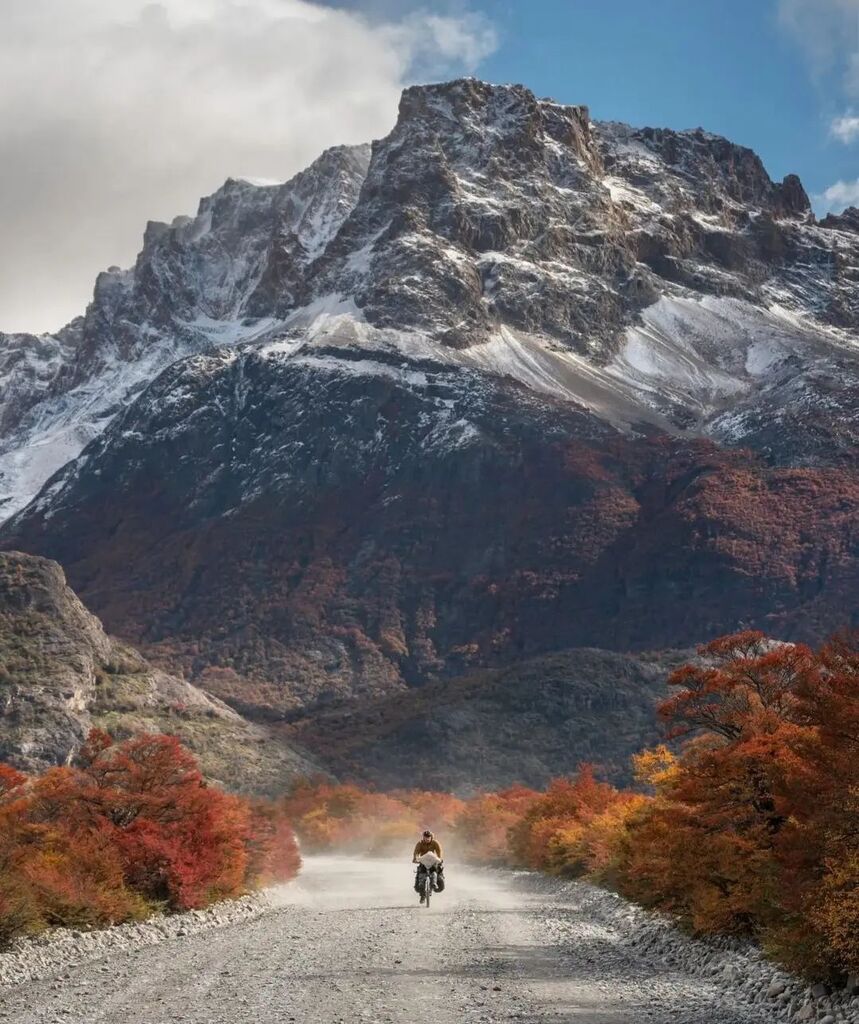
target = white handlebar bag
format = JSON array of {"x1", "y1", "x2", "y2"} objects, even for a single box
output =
[{"x1": 419, "y1": 852, "x2": 441, "y2": 869}]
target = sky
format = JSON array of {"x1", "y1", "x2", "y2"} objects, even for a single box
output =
[{"x1": 1, "y1": 0, "x2": 858, "y2": 334}]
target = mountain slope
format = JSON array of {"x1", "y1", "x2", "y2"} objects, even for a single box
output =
[
  {"x1": 286, "y1": 647, "x2": 690, "y2": 791},
  {"x1": 5, "y1": 346, "x2": 858, "y2": 715},
  {"x1": 5, "y1": 80, "x2": 859, "y2": 523},
  {"x1": 0, "y1": 145, "x2": 370, "y2": 520},
  {"x1": 0, "y1": 550, "x2": 319, "y2": 793},
  {"x1": 3, "y1": 79, "x2": 859, "y2": 718}
]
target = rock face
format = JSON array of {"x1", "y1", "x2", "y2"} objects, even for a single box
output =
[
  {"x1": 3, "y1": 78, "x2": 859, "y2": 722},
  {"x1": 0, "y1": 551, "x2": 319, "y2": 792},
  {"x1": 0, "y1": 144, "x2": 371, "y2": 520},
  {"x1": 288, "y1": 647, "x2": 691, "y2": 791}
]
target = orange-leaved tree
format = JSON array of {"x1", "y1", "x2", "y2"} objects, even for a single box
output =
[
  {"x1": 245, "y1": 800, "x2": 302, "y2": 887},
  {"x1": 617, "y1": 631, "x2": 859, "y2": 978},
  {"x1": 74, "y1": 731, "x2": 252, "y2": 909},
  {"x1": 454, "y1": 786, "x2": 540, "y2": 865},
  {"x1": 0, "y1": 730, "x2": 301, "y2": 947},
  {"x1": 508, "y1": 766, "x2": 627, "y2": 875}
]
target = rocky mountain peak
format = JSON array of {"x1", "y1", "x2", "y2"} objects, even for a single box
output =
[
  {"x1": 306, "y1": 79, "x2": 625, "y2": 349},
  {"x1": 0, "y1": 141, "x2": 371, "y2": 519},
  {"x1": 775, "y1": 173, "x2": 812, "y2": 218},
  {"x1": 821, "y1": 205, "x2": 859, "y2": 232},
  {"x1": 394, "y1": 77, "x2": 595, "y2": 167},
  {"x1": 3, "y1": 77, "x2": 859, "y2": 528},
  {"x1": 606, "y1": 123, "x2": 812, "y2": 221}
]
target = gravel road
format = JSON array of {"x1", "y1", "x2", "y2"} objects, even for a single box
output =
[{"x1": 0, "y1": 856, "x2": 778, "y2": 1023}]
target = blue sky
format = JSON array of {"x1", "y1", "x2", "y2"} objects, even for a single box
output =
[
  {"x1": 452, "y1": 0, "x2": 855, "y2": 211},
  {"x1": 403, "y1": 0, "x2": 859, "y2": 215}
]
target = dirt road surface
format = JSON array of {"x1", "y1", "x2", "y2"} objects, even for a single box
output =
[{"x1": 0, "y1": 856, "x2": 768, "y2": 1023}]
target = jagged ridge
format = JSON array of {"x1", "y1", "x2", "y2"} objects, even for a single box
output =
[{"x1": 5, "y1": 79, "x2": 859, "y2": 520}]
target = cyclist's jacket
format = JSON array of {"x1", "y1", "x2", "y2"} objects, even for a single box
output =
[{"x1": 413, "y1": 838, "x2": 443, "y2": 860}]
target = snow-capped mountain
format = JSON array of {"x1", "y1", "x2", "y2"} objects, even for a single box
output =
[
  {"x1": 4, "y1": 79, "x2": 859, "y2": 713},
  {"x1": 0, "y1": 143, "x2": 370, "y2": 519}
]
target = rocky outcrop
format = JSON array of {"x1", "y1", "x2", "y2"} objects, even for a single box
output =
[
  {"x1": 820, "y1": 206, "x2": 859, "y2": 233},
  {"x1": 0, "y1": 551, "x2": 319, "y2": 792}
]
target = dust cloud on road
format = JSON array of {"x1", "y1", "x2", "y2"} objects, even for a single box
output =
[{"x1": 0, "y1": 856, "x2": 769, "y2": 1023}]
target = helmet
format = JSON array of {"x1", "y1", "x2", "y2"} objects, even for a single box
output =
[{"x1": 422, "y1": 829, "x2": 432, "y2": 838}]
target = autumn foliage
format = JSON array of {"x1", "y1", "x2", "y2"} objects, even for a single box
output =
[
  {"x1": 282, "y1": 631, "x2": 859, "y2": 981},
  {"x1": 617, "y1": 632, "x2": 859, "y2": 979},
  {"x1": 4, "y1": 629, "x2": 854, "y2": 979},
  {"x1": 0, "y1": 732, "x2": 300, "y2": 946},
  {"x1": 280, "y1": 780, "x2": 468, "y2": 855}
]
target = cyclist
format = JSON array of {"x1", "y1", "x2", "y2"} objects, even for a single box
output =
[{"x1": 413, "y1": 829, "x2": 444, "y2": 902}]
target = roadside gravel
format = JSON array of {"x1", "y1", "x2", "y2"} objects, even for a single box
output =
[
  {"x1": 529, "y1": 876, "x2": 859, "y2": 1024},
  {"x1": 0, "y1": 892, "x2": 270, "y2": 990},
  {"x1": 0, "y1": 857, "x2": 855, "y2": 1023}
]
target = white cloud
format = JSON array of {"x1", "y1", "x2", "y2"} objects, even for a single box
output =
[
  {"x1": 815, "y1": 177, "x2": 859, "y2": 212},
  {"x1": 0, "y1": 0, "x2": 497, "y2": 334},
  {"x1": 778, "y1": 0, "x2": 859, "y2": 79},
  {"x1": 830, "y1": 112, "x2": 859, "y2": 141},
  {"x1": 408, "y1": 12, "x2": 499, "y2": 71},
  {"x1": 779, "y1": 1, "x2": 859, "y2": 107}
]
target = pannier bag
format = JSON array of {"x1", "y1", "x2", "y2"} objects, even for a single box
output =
[{"x1": 418, "y1": 851, "x2": 445, "y2": 892}]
